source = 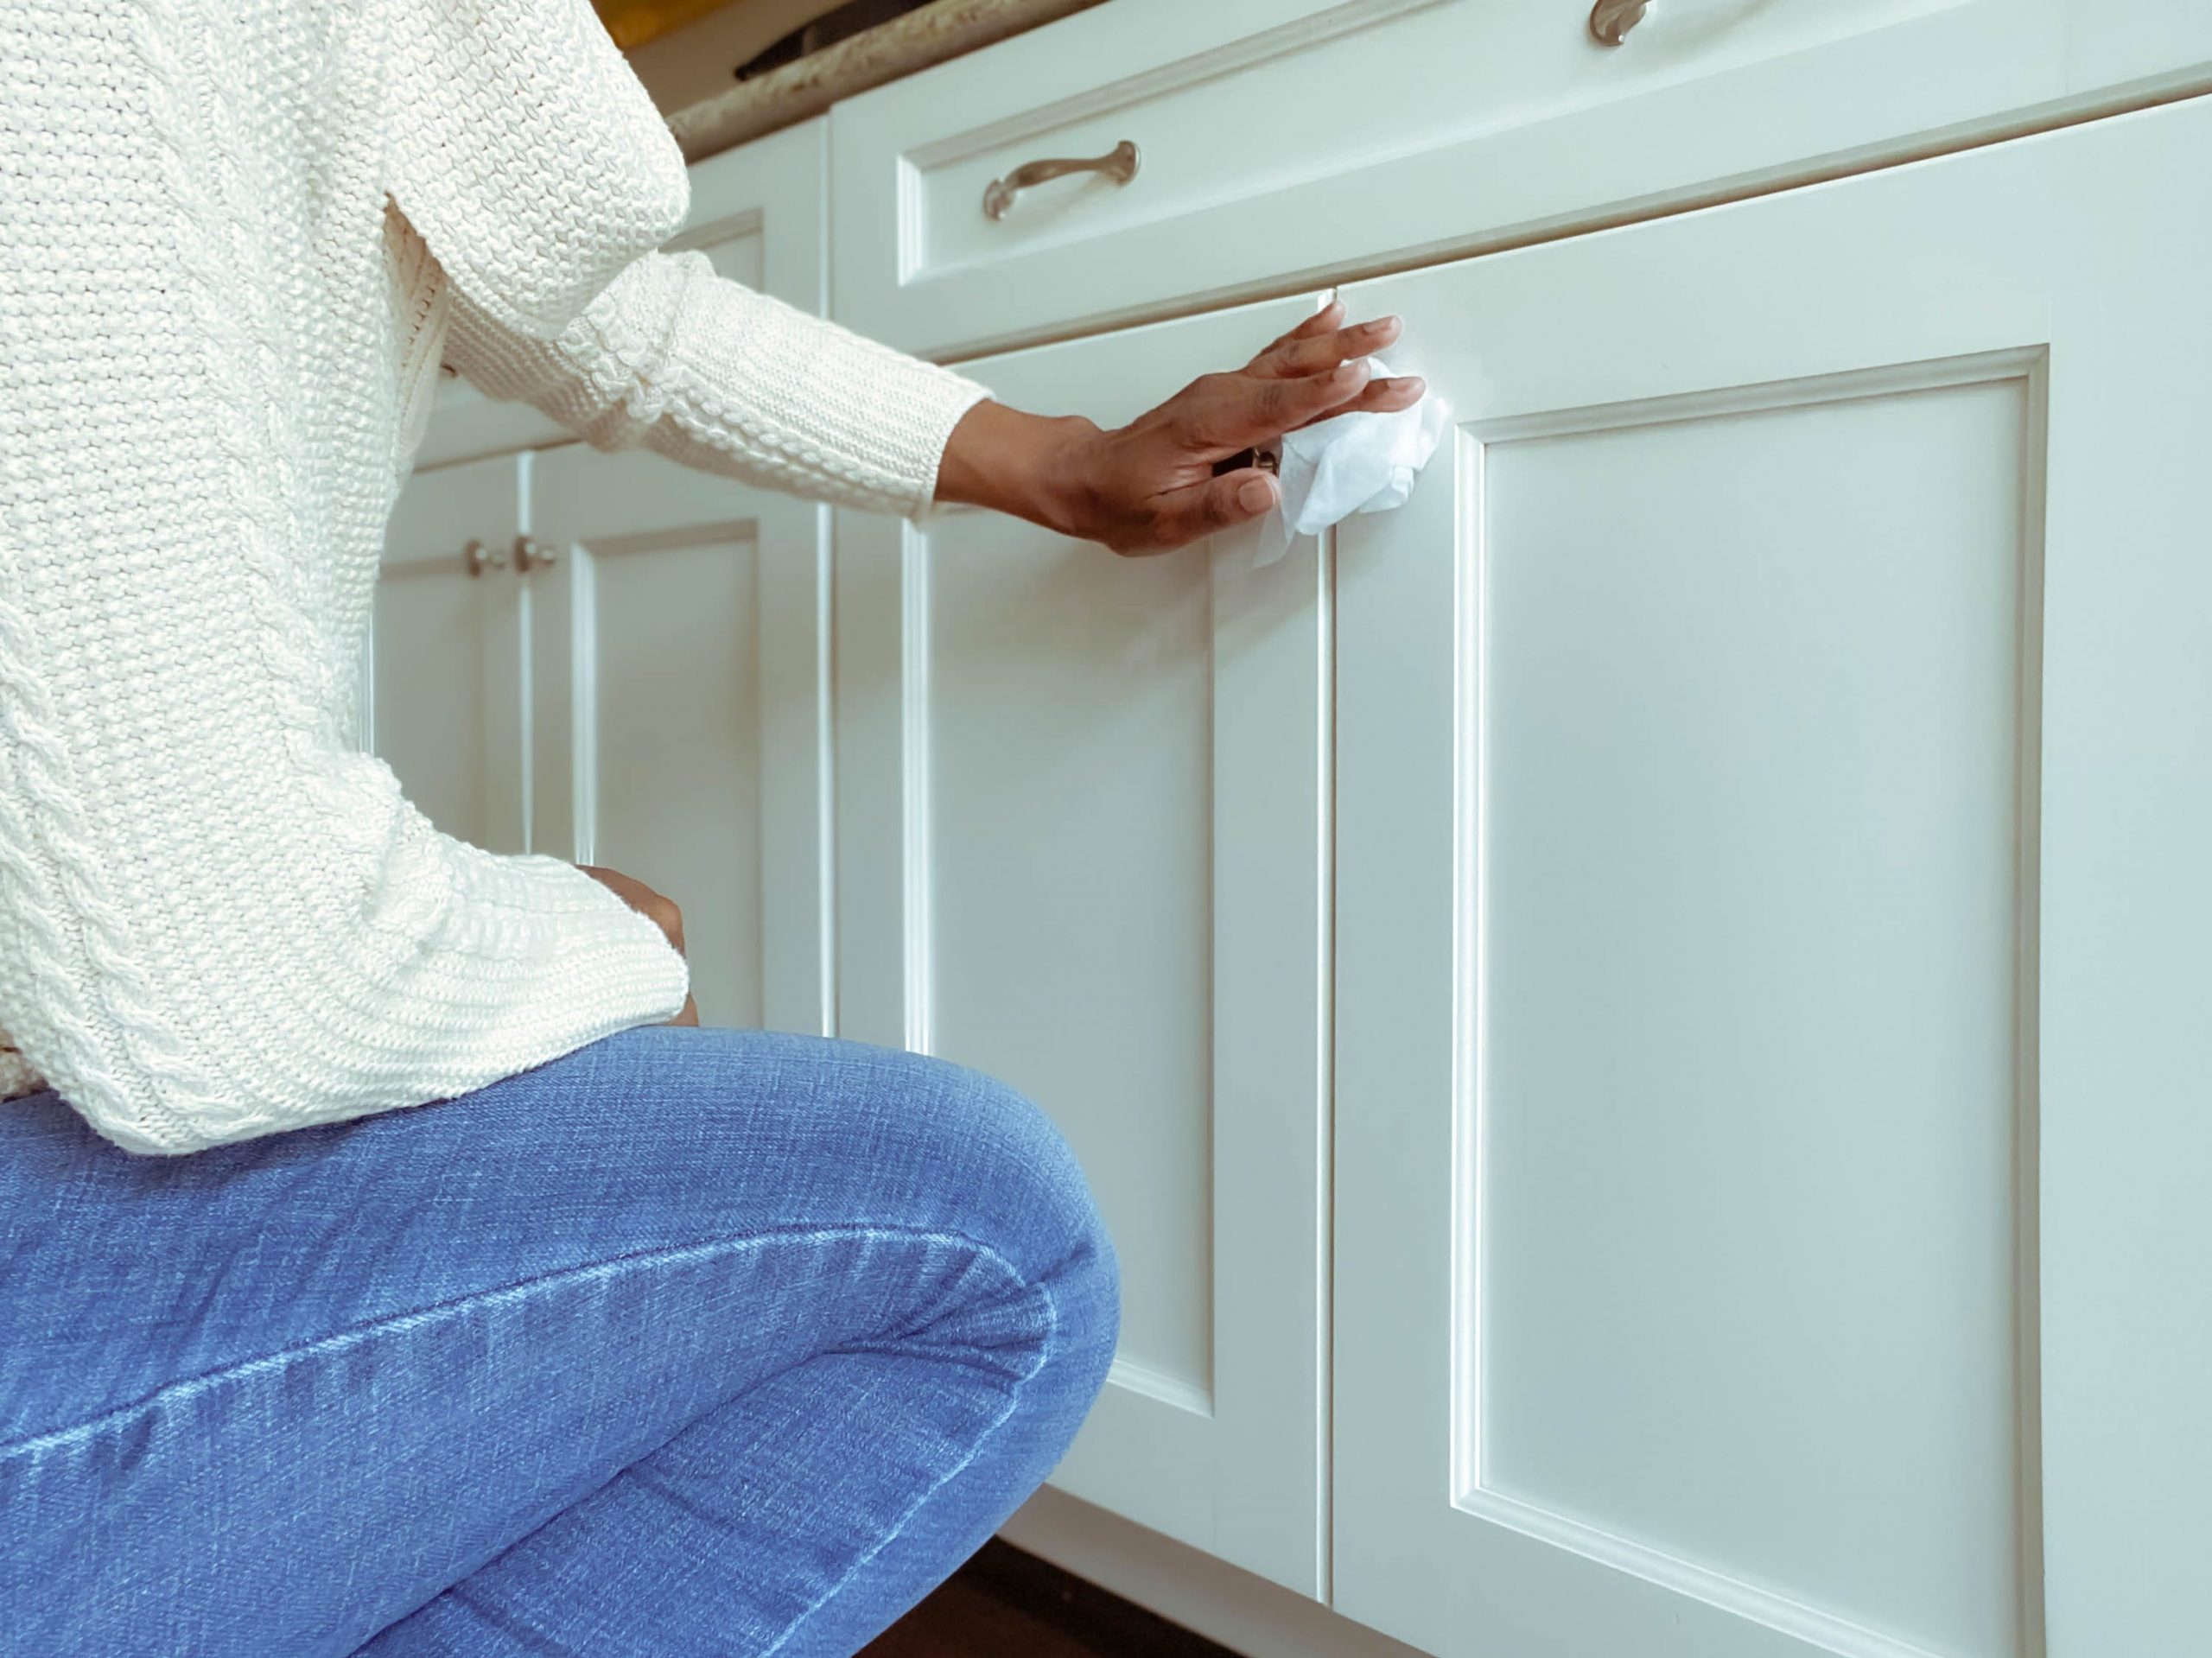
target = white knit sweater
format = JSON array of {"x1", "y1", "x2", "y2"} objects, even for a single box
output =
[{"x1": 0, "y1": 0, "x2": 989, "y2": 1153}]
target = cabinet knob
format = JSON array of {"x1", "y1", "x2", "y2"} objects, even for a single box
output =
[
  {"x1": 513, "y1": 535, "x2": 556, "y2": 575},
  {"x1": 984, "y1": 140, "x2": 1141, "y2": 221},
  {"x1": 1588, "y1": 0, "x2": 1651, "y2": 46},
  {"x1": 463, "y1": 537, "x2": 506, "y2": 579}
]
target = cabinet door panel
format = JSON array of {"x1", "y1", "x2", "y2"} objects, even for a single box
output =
[
  {"x1": 660, "y1": 117, "x2": 827, "y2": 296},
  {"x1": 927, "y1": 519, "x2": 1217, "y2": 1388},
  {"x1": 1334, "y1": 100, "x2": 2212, "y2": 1658},
  {"x1": 370, "y1": 454, "x2": 525, "y2": 854},
  {"x1": 837, "y1": 295, "x2": 1332, "y2": 1595},
  {"x1": 531, "y1": 448, "x2": 830, "y2": 1036}
]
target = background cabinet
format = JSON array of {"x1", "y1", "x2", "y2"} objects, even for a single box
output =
[
  {"x1": 528, "y1": 448, "x2": 831, "y2": 1036},
  {"x1": 836, "y1": 295, "x2": 1335, "y2": 1597},
  {"x1": 374, "y1": 119, "x2": 833, "y2": 1032},
  {"x1": 1333, "y1": 98, "x2": 2212, "y2": 1658},
  {"x1": 367, "y1": 454, "x2": 527, "y2": 854}
]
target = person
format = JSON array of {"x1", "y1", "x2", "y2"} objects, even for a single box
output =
[{"x1": 0, "y1": 2, "x2": 1421, "y2": 1652}]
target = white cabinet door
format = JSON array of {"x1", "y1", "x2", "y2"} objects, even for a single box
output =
[
  {"x1": 528, "y1": 449, "x2": 831, "y2": 1035},
  {"x1": 1333, "y1": 100, "x2": 2212, "y2": 1658},
  {"x1": 522, "y1": 118, "x2": 835, "y2": 1035},
  {"x1": 369, "y1": 454, "x2": 527, "y2": 854},
  {"x1": 836, "y1": 297, "x2": 1333, "y2": 1596}
]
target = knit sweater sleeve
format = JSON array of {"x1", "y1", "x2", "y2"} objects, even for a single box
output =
[{"x1": 442, "y1": 251, "x2": 993, "y2": 520}]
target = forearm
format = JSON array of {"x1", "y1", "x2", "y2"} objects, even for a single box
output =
[
  {"x1": 932, "y1": 301, "x2": 1421, "y2": 556},
  {"x1": 931, "y1": 400, "x2": 1103, "y2": 537}
]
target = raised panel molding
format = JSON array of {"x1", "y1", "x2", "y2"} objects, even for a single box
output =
[
  {"x1": 836, "y1": 505, "x2": 1333, "y2": 1584},
  {"x1": 863, "y1": 507, "x2": 1222, "y2": 1407},
  {"x1": 1334, "y1": 101, "x2": 2212, "y2": 1658},
  {"x1": 531, "y1": 446, "x2": 834, "y2": 1039},
  {"x1": 833, "y1": 294, "x2": 1334, "y2": 1589},
  {"x1": 1446, "y1": 353, "x2": 2047, "y2": 1658}
]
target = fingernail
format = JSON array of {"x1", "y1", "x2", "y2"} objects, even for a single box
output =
[
  {"x1": 1336, "y1": 359, "x2": 1372, "y2": 386},
  {"x1": 1238, "y1": 477, "x2": 1276, "y2": 513},
  {"x1": 1361, "y1": 315, "x2": 1401, "y2": 337},
  {"x1": 1390, "y1": 376, "x2": 1427, "y2": 396}
]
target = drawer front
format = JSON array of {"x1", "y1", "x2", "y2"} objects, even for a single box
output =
[{"x1": 830, "y1": 0, "x2": 2212, "y2": 361}]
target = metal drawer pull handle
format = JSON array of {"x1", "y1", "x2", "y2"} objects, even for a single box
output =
[
  {"x1": 983, "y1": 140, "x2": 1141, "y2": 221},
  {"x1": 1588, "y1": 0, "x2": 1651, "y2": 45},
  {"x1": 463, "y1": 537, "x2": 505, "y2": 579},
  {"x1": 512, "y1": 534, "x2": 556, "y2": 575}
]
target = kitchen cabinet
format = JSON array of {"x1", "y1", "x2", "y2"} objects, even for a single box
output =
[
  {"x1": 368, "y1": 453, "x2": 528, "y2": 855},
  {"x1": 363, "y1": 11, "x2": 2212, "y2": 1647},
  {"x1": 527, "y1": 448, "x2": 831, "y2": 1036},
  {"x1": 1332, "y1": 98, "x2": 2212, "y2": 1658},
  {"x1": 836, "y1": 295, "x2": 1336, "y2": 1597},
  {"x1": 831, "y1": 0, "x2": 2212, "y2": 359},
  {"x1": 373, "y1": 119, "x2": 833, "y2": 1032}
]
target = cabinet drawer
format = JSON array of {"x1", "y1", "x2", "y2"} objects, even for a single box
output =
[{"x1": 830, "y1": 0, "x2": 2212, "y2": 360}]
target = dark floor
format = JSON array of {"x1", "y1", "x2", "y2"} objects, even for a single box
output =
[{"x1": 862, "y1": 1540, "x2": 1238, "y2": 1658}]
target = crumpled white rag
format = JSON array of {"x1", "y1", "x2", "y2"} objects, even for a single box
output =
[{"x1": 1255, "y1": 357, "x2": 1450, "y2": 568}]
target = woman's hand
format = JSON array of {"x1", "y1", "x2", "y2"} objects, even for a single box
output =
[
  {"x1": 579, "y1": 864, "x2": 699, "y2": 1027},
  {"x1": 934, "y1": 300, "x2": 1424, "y2": 556}
]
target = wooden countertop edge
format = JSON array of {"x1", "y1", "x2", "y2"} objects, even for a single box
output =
[{"x1": 666, "y1": 0, "x2": 1109, "y2": 162}]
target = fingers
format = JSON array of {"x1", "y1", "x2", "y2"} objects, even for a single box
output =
[
  {"x1": 1287, "y1": 372, "x2": 1426, "y2": 431},
  {"x1": 1195, "y1": 357, "x2": 1381, "y2": 452},
  {"x1": 1255, "y1": 297, "x2": 1345, "y2": 359},
  {"x1": 1249, "y1": 314, "x2": 1403, "y2": 380},
  {"x1": 1132, "y1": 467, "x2": 1280, "y2": 556}
]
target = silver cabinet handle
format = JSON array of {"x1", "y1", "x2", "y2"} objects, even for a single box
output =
[
  {"x1": 983, "y1": 140, "x2": 1140, "y2": 221},
  {"x1": 512, "y1": 534, "x2": 556, "y2": 575},
  {"x1": 1588, "y1": 0, "x2": 1651, "y2": 45},
  {"x1": 463, "y1": 537, "x2": 505, "y2": 579}
]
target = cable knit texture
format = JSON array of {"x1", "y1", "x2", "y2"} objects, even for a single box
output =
[{"x1": 0, "y1": 0, "x2": 988, "y2": 1153}]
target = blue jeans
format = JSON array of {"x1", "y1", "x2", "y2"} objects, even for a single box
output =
[{"x1": 0, "y1": 1026, "x2": 1120, "y2": 1655}]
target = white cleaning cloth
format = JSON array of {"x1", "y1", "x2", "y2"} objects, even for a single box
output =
[{"x1": 1255, "y1": 358, "x2": 1449, "y2": 568}]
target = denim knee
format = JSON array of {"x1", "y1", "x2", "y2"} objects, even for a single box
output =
[{"x1": 912, "y1": 1057, "x2": 1121, "y2": 1387}]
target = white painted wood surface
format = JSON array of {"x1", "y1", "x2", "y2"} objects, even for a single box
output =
[
  {"x1": 836, "y1": 295, "x2": 1336, "y2": 1597},
  {"x1": 370, "y1": 454, "x2": 527, "y2": 854},
  {"x1": 1333, "y1": 98, "x2": 2212, "y2": 1658},
  {"x1": 830, "y1": 0, "x2": 2212, "y2": 361},
  {"x1": 529, "y1": 452, "x2": 832, "y2": 1034}
]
